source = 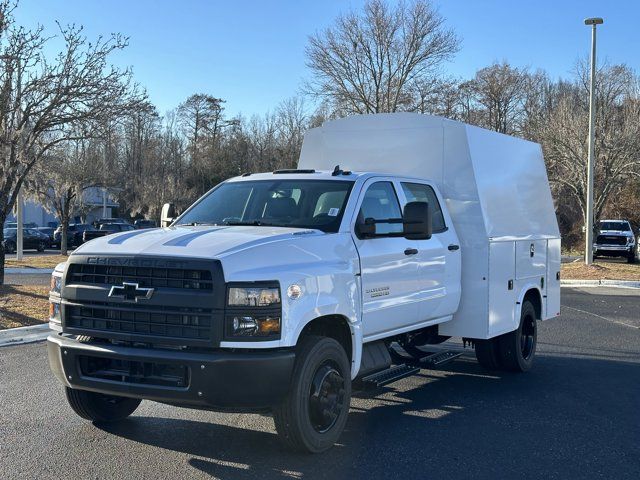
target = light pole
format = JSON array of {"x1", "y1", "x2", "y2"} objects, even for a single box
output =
[{"x1": 584, "y1": 17, "x2": 603, "y2": 266}]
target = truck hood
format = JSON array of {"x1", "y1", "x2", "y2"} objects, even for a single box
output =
[{"x1": 71, "y1": 225, "x2": 324, "y2": 259}]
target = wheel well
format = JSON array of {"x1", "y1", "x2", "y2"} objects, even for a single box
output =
[
  {"x1": 298, "y1": 315, "x2": 353, "y2": 362},
  {"x1": 523, "y1": 288, "x2": 542, "y2": 319}
]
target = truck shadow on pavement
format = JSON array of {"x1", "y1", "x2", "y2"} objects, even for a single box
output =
[{"x1": 96, "y1": 353, "x2": 640, "y2": 480}]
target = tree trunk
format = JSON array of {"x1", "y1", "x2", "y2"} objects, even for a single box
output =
[
  {"x1": 0, "y1": 211, "x2": 7, "y2": 286},
  {"x1": 60, "y1": 207, "x2": 70, "y2": 256}
]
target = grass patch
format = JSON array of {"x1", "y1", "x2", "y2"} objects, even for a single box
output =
[
  {"x1": 0, "y1": 284, "x2": 50, "y2": 330},
  {"x1": 561, "y1": 260, "x2": 640, "y2": 281},
  {"x1": 5, "y1": 254, "x2": 68, "y2": 269}
]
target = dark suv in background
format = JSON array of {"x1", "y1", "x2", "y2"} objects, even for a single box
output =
[{"x1": 52, "y1": 223, "x2": 96, "y2": 249}]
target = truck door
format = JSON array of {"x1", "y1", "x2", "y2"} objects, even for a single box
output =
[
  {"x1": 399, "y1": 182, "x2": 462, "y2": 321},
  {"x1": 352, "y1": 180, "x2": 421, "y2": 340}
]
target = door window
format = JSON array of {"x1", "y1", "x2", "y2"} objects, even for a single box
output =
[
  {"x1": 359, "y1": 182, "x2": 403, "y2": 235},
  {"x1": 401, "y1": 182, "x2": 447, "y2": 233}
]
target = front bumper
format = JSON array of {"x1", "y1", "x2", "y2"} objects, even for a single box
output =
[
  {"x1": 593, "y1": 245, "x2": 633, "y2": 255},
  {"x1": 47, "y1": 333, "x2": 295, "y2": 411}
]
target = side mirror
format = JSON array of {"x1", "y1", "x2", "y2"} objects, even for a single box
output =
[
  {"x1": 355, "y1": 216, "x2": 376, "y2": 238},
  {"x1": 403, "y1": 201, "x2": 432, "y2": 240},
  {"x1": 160, "y1": 203, "x2": 176, "y2": 228}
]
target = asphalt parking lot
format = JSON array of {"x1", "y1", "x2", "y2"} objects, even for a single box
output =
[{"x1": 0, "y1": 287, "x2": 638, "y2": 480}]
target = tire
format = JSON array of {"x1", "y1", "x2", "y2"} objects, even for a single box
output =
[
  {"x1": 65, "y1": 388, "x2": 141, "y2": 423},
  {"x1": 37, "y1": 241, "x2": 46, "y2": 252},
  {"x1": 4, "y1": 241, "x2": 16, "y2": 254},
  {"x1": 627, "y1": 252, "x2": 636, "y2": 264},
  {"x1": 497, "y1": 300, "x2": 538, "y2": 372},
  {"x1": 273, "y1": 336, "x2": 351, "y2": 453},
  {"x1": 474, "y1": 338, "x2": 502, "y2": 370}
]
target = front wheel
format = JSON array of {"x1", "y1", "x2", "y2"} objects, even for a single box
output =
[
  {"x1": 65, "y1": 388, "x2": 141, "y2": 423},
  {"x1": 273, "y1": 336, "x2": 351, "y2": 453}
]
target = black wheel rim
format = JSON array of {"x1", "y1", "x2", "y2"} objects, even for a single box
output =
[
  {"x1": 520, "y1": 314, "x2": 536, "y2": 360},
  {"x1": 308, "y1": 362, "x2": 345, "y2": 433}
]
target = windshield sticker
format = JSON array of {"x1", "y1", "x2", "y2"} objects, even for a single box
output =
[{"x1": 328, "y1": 208, "x2": 340, "y2": 217}]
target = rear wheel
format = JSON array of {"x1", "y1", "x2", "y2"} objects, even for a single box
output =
[
  {"x1": 273, "y1": 336, "x2": 351, "y2": 453},
  {"x1": 37, "y1": 241, "x2": 46, "y2": 252},
  {"x1": 474, "y1": 338, "x2": 502, "y2": 370},
  {"x1": 65, "y1": 388, "x2": 141, "y2": 423},
  {"x1": 497, "y1": 300, "x2": 537, "y2": 372}
]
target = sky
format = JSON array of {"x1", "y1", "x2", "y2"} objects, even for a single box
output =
[{"x1": 13, "y1": 0, "x2": 640, "y2": 118}]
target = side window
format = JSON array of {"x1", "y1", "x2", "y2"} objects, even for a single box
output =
[
  {"x1": 359, "y1": 182, "x2": 403, "y2": 235},
  {"x1": 401, "y1": 182, "x2": 447, "y2": 233}
]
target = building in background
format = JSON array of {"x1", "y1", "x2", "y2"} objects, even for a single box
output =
[{"x1": 5, "y1": 188, "x2": 119, "y2": 227}]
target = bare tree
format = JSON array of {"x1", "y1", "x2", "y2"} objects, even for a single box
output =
[
  {"x1": 305, "y1": 0, "x2": 458, "y2": 114},
  {"x1": 0, "y1": 1, "x2": 143, "y2": 284},
  {"x1": 467, "y1": 62, "x2": 530, "y2": 134},
  {"x1": 534, "y1": 62, "x2": 640, "y2": 228},
  {"x1": 27, "y1": 139, "x2": 100, "y2": 255}
]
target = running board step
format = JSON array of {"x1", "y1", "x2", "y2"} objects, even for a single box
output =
[
  {"x1": 419, "y1": 350, "x2": 464, "y2": 366},
  {"x1": 361, "y1": 364, "x2": 420, "y2": 388}
]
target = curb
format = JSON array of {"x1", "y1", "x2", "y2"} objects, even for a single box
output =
[
  {"x1": 561, "y1": 279, "x2": 640, "y2": 289},
  {"x1": 5, "y1": 268, "x2": 54, "y2": 274},
  {"x1": 0, "y1": 324, "x2": 50, "y2": 347}
]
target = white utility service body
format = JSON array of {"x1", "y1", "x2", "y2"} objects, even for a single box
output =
[
  {"x1": 47, "y1": 113, "x2": 560, "y2": 453},
  {"x1": 300, "y1": 113, "x2": 561, "y2": 341}
]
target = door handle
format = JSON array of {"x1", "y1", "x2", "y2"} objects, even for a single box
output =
[
  {"x1": 404, "y1": 248, "x2": 418, "y2": 255},
  {"x1": 448, "y1": 244, "x2": 460, "y2": 251}
]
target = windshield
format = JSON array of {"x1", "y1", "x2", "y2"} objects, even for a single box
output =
[
  {"x1": 3, "y1": 228, "x2": 16, "y2": 237},
  {"x1": 176, "y1": 179, "x2": 354, "y2": 233},
  {"x1": 600, "y1": 221, "x2": 631, "y2": 232}
]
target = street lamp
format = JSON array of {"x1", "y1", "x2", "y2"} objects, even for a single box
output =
[{"x1": 584, "y1": 17, "x2": 603, "y2": 266}]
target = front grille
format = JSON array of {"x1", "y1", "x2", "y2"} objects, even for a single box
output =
[
  {"x1": 66, "y1": 302, "x2": 213, "y2": 340},
  {"x1": 67, "y1": 264, "x2": 213, "y2": 292},
  {"x1": 596, "y1": 235, "x2": 627, "y2": 246},
  {"x1": 78, "y1": 355, "x2": 189, "y2": 388}
]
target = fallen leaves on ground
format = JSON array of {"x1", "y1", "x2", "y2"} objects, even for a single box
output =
[
  {"x1": 561, "y1": 260, "x2": 640, "y2": 281},
  {"x1": 5, "y1": 254, "x2": 68, "y2": 269},
  {"x1": 0, "y1": 285, "x2": 50, "y2": 329}
]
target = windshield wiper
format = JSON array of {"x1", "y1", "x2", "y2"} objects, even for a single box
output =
[
  {"x1": 225, "y1": 220, "x2": 283, "y2": 227},
  {"x1": 178, "y1": 222, "x2": 218, "y2": 226}
]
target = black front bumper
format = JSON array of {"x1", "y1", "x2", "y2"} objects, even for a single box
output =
[{"x1": 47, "y1": 334, "x2": 295, "y2": 411}]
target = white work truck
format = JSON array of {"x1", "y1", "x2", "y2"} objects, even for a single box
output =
[{"x1": 47, "y1": 113, "x2": 561, "y2": 453}]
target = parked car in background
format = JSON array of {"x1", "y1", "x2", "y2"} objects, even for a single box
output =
[
  {"x1": 37, "y1": 227, "x2": 56, "y2": 246},
  {"x1": 2, "y1": 227, "x2": 50, "y2": 253},
  {"x1": 83, "y1": 222, "x2": 135, "y2": 242},
  {"x1": 52, "y1": 223, "x2": 96, "y2": 249},
  {"x1": 4, "y1": 221, "x2": 38, "y2": 229},
  {"x1": 134, "y1": 219, "x2": 157, "y2": 229},
  {"x1": 93, "y1": 218, "x2": 132, "y2": 229},
  {"x1": 594, "y1": 219, "x2": 636, "y2": 263}
]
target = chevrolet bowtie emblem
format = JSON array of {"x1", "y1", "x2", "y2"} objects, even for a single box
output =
[{"x1": 108, "y1": 282, "x2": 154, "y2": 302}]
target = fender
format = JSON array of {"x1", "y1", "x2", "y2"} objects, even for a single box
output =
[
  {"x1": 515, "y1": 283, "x2": 543, "y2": 325},
  {"x1": 285, "y1": 299, "x2": 363, "y2": 380}
]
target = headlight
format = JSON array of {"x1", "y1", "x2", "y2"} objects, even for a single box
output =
[
  {"x1": 226, "y1": 283, "x2": 281, "y2": 339},
  {"x1": 627, "y1": 236, "x2": 635, "y2": 245},
  {"x1": 50, "y1": 273, "x2": 62, "y2": 295},
  {"x1": 227, "y1": 286, "x2": 281, "y2": 307}
]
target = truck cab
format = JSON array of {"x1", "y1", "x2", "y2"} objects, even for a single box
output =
[{"x1": 47, "y1": 113, "x2": 560, "y2": 453}]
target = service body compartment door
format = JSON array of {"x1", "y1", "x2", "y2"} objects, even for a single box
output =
[
  {"x1": 488, "y1": 241, "x2": 517, "y2": 337},
  {"x1": 545, "y1": 238, "x2": 561, "y2": 319},
  {"x1": 516, "y1": 240, "x2": 547, "y2": 280}
]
